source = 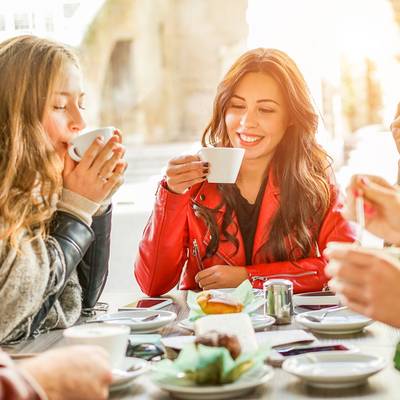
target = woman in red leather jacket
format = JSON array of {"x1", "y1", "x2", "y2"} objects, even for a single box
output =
[{"x1": 135, "y1": 48, "x2": 356, "y2": 296}]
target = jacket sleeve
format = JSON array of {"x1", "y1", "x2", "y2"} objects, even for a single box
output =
[
  {"x1": 0, "y1": 211, "x2": 94, "y2": 344},
  {"x1": 247, "y1": 189, "x2": 357, "y2": 293},
  {"x1": 30, "y1": 212, "x2": 95, "y2": 332},
  {"x1": 0, "y1": 350, "x2": 44, "y2": 400},
  {"x1": 77, "y1": 204, "x2": 112, "y2": 310},
  {"x1": 134, "y1": 181, "x2": 190, "y2": 296}
]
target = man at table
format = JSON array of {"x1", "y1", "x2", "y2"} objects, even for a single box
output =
[
  {"x1": 0, "y1": 346, "x2": 111, "y2": 400},
  {"x1": 325, "y1": 106, "x2": 400, "y2": 328}
]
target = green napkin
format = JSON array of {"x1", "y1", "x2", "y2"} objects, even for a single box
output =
[
  {"x1": 187, "y1": 280, "x2": 264, "y2": 320},
  {"x1": 394, "y1": 341, "x2": 400, "y2": 371},
  {"x1": 152, "y1": 342, "x2": 270, "y2": 385}
]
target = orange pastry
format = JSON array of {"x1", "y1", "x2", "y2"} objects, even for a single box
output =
[{"x1": 196, "y1": 291, "x2": 244, "y2": 314}]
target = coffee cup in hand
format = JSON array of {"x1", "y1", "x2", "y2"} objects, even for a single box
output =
[
  {"x1": 199, "y1": 147, "x2": 245, "y2": 183},
  {"x1": 63, "y1": 323, "x2": 130, "y2": 368},
  {"x1": 68, "y1": 126, "x2": 115, "y2": 162}
]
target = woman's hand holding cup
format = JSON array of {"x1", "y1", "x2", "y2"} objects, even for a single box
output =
[
  {"x1": 166, "y1": 155, "x2": 209, "y2": 194},
  {"x1": 63, "y1": 128, "x2": 127, "y2": 203}
]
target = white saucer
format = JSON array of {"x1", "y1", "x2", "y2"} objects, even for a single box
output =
[
  {"x1": 95, "y1": 310, "x2": 176, "y2": 332},
  {"x1": 110, "y1": 357, "x2": 149, "y2": 392},
  {"x1": 295, "y1": 308, "x2": 373, "y2": 335},
  {"x1": 178, "y1": 314, "x2": 275, "y2": 332},
  {"x1": 282, "y1": 352, "x2": 386, "y2": 388},
  {"x1": 153, "y1": 364, "x2": 273, "y2": 400}
]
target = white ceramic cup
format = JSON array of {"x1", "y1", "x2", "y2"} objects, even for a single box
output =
[
  {"x1": 198, "y1": 147, "x2": 245, "y2": 183},
  {"x1": 68, "y1": 126, "x2": 115, "y2": 162},
  {"x1": 63, "y1": 323, "x2": 130, "y2": 368}
]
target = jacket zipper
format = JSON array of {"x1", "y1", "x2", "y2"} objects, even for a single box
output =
[
  {"x1": 192, "y1": 239, "x2": 204, "y2": 271},
  {"x1": 201, "y1": 238, "x2": 234, "y2": 266},
  {"x1": 250, "y1": 270, "x2": 317, "y2": 283}
]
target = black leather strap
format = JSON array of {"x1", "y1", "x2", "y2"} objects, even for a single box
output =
[
  {"x1": 31, "y1": 211, "x2": 94, "y2": 332},
  {"x1": 78, "y1": 204, "x2": 112, "y2": 310}
]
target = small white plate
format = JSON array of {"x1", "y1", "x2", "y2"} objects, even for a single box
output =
[
  {"x1": 110, "y1": 357, "x2": 149, "y2": 392},
  {"x1": 293, "y1": 291, "x2": 340, "y2": 307},
  {"x1": 178, "y1": 314, "x2": 275, "y2": 332},
  {"x1": 282, "y1": 352, "x2": 386, "y2": 388},
  {"x1": 95, "y1": 310, "x2": 176, "y2": 332},
  {"x1": 153, "y1": 364, "x2": 273, "y2": 400},
  {"x1": 295, "y1": 308, "x2": 373, "y2": 335}
]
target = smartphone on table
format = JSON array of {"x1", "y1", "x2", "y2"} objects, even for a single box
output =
[
  {"x1": 268, "y1": 344, "x2": 352, "y2": 367},
  {"x1": 118, "y1": 297, "x2": 173, "y2": 311}
]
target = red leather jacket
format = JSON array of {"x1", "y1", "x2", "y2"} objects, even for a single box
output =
[{"x1": 135, "y1": 171, "x2": 356, "y2": 296}]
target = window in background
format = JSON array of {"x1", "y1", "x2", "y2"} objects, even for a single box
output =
[
  {"x1": 45, "y1": 14, "x2": 54, "y2": 32},
  {"x1": 0, "y1": 15, "x2": 5, "y2": 31},
  {"x1": 63, "y1": 2, "x2": 80, "y2": 19},
  {"x1": 14, "y1": 13, "x2": 30, "y2": 30}
]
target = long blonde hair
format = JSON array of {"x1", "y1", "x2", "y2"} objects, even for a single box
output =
[
  {"x1": 0, "y1": 35, "x2": 79, "y2": 249},
  {"x1": 201, "y1": 48, "x2": 331, "y2": 262}
]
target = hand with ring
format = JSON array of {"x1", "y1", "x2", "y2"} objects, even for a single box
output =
[{"x1": 63, "y1": 128, "x2": 128, "y2": 203}]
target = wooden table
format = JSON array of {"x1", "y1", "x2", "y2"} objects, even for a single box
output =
[{"x1": 4, "y1": 292, "x2": 400, "y2": 399}]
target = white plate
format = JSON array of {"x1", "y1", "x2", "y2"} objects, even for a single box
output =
[
  {"x1": 295, "y1": 308, "x2": 373, "y2": 335},
  {"x1": 153, "y1": 364, "x2": 273, "y2": 400},
  {"x1": 161, "y1": 329, "x2": 315, "y2": 352},
  {"x1": 95, "y1": 310, "x2": 176, "y2": 332},
  {"x1": 110, "y1": 357, "x2": 149, "y2": 392},
  {"x1": 293, "y1": 291, "x2": 341, "y2": 307},
  {"x1": 178, "y1": 314, "x2": 275, "y2": 332},
  {"x1": 282, "y1": 352, "x2": 386, "y2": 388}
]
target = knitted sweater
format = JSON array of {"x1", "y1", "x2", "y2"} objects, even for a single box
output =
[{"x1": 0, "y1": 189, "x2": 101, "y2": 344}]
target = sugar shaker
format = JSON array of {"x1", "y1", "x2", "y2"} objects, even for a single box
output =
[{"x1": 263, "y1": 279, "x2": 293, "y2": 324}]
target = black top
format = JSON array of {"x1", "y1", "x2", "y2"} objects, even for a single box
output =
[{"x1": 232, "y1": 177, "x2": 269, "y2": 265}]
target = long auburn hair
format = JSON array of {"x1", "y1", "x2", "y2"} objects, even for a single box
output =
[
  {"x1": 0, "y1": 35, "x2": 79, "y2": 249},
  {"x1": 199, "y1": 48, "x2": 332, "y2": 262}
]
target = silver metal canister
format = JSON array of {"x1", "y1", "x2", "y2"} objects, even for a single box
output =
[{"x1": 263, "y1": 279, "x2": 293, "y2": 324}]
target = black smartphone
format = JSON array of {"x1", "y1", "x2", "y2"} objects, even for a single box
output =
[{"x1": 278, "y1": 344, "x2": 348, "y2": 357}]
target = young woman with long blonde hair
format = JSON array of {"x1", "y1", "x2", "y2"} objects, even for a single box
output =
[
  {"x1": 135, "y1": 48, "x2": 355, "y2": 295},
  {"x1": 0, "y1": 35, "x2": 126, "y2": 343}
]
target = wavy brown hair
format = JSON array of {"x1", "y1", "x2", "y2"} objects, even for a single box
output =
[
  {"x1": 199, "y1": 48, "x2": 332, "y2": 262},
  {"x1": 0, "y1": 35, "x2": 79, "y2": 249}
]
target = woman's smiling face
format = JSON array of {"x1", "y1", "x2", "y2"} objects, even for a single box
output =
[{"x1": 224, "y1": 72, "x2": 290, "y2": 164}]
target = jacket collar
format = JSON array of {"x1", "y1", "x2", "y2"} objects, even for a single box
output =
[
  {"x1": 190, "y1": 168, "x2": 281, "y2": 263},
  {"x1": 191, "y1": 167, "x2": 280, "y2": 208}
]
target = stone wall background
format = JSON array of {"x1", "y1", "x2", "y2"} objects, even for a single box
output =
[{"x1": 79, "y1": 0, "x2": 247, "y2": 143}]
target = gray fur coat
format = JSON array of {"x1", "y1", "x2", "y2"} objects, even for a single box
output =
[{"x1": 0, "y1": 227, "x2": 82, "y2": 344}]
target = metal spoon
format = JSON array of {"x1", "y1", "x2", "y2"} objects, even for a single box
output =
[
  {"x1": 303, "y1": 306, "x2": 347, "y2": 323},
  {"x1": 87, "y1": 313, "x2": 160, "y2": 324}
]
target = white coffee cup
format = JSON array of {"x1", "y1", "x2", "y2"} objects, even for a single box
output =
[
  {"x1": 68, "y1": 126, "x2": 115, "y2": 162},
  {"x1": 63, "y1": 323, "x2": 130, "y2": 368},
  {"x1": 198, "y1": 147, "x2": 245, "y2": 184}
]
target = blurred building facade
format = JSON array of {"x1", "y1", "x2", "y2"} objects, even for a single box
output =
[
  {"x1": 2, "y1": 0, "x2": 400, "y2": 146},
  {"x1": 79, "y1": 0, "x2": 247, "y2": 143}
]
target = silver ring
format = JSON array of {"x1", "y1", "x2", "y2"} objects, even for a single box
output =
[{"x1": 98, "y1": 174, "x2": 108, "y2": 183}]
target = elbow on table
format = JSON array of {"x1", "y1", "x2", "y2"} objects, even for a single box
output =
[{"x1": 133, "y1": 265, "x2": 167, "y2": 297}]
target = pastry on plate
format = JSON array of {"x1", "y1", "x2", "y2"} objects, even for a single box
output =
[{"x1": 196, "y1": 291, "x2": 244, "y2": 314}]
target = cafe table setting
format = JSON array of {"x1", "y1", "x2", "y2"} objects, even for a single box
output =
[{"x1": 4, "y1": 281, "x2": 400, "y2": 400}]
